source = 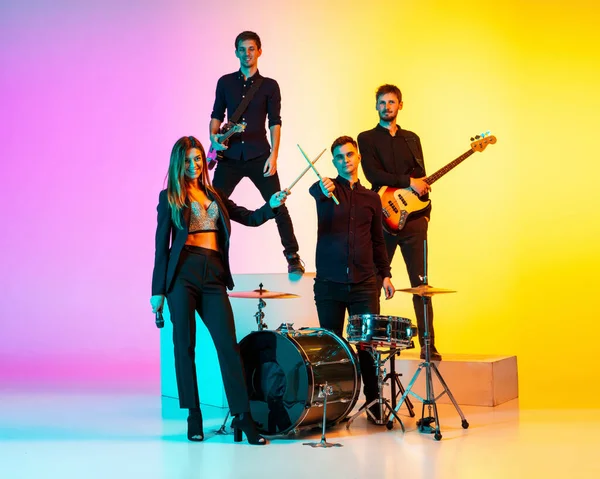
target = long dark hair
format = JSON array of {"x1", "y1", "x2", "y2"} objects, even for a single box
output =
[{"x1": 165, "y1": 136, "x2": 228, "y2": 229}]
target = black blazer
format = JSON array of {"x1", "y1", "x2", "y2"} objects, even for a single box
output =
[{"x1": 151, "y1": 188, "x2": 276, "y2": 295}]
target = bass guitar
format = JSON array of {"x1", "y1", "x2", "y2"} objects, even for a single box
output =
[{"x1": 379, "y1": 133, "x2": 497, "y2": 234}]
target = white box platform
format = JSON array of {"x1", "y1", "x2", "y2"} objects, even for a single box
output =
[{"x1": 393, "y1": 351, "x2": 519, "y2": 407}]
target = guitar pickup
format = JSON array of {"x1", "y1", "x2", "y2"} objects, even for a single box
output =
[{"x1": 388, "y1": 200, "x2": 399, "y2": 213}]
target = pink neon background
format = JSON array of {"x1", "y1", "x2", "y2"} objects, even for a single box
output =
[{"x1": 0, "y1": 2, "x2": 292, "y2": 390}]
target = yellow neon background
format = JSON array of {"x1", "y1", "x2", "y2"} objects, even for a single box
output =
[{"x1": 221, "y1": 0, "x2": 600, "y2": 408}]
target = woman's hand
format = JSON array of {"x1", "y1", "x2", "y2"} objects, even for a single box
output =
[
  {"x1": 150, "y1": 295, "x2": 165, "y2": 313},
  {"x1": 269, "y1": 189, "x2": 290, "y2": 209}
]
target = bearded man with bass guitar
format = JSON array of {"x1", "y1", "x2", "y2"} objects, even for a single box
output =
[{"x1": 358, "y1": 84, "x2": 441, "y2": 361}]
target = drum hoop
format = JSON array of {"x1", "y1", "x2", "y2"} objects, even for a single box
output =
[
  {"x1": 275, "y1": 331, "x2": 314, "y2": 430},
  {"x1": 348, "y1": 314, "x2": 411, "y2": 322}
]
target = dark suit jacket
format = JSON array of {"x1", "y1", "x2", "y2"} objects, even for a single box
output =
[{"x1": 151, "y1": 188, "x2": 276, "y2": 295}]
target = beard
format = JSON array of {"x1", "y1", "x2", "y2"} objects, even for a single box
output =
[{"x1": 379, "y1": 110, "x2": 397, "y2": 122}]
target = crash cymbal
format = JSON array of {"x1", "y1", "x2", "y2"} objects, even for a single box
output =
[
  {"x1": 229, "y1": 289, "x2": 300, "y2": 299},
  {"x1": 397, "y1": 285, "x2": 456, "y2": 297}
]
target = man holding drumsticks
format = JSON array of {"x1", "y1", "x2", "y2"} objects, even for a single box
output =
[{"x1": 309, "y1": 135, "x2": 395, "y2": 423}]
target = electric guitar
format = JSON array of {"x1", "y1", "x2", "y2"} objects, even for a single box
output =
[
  {"x1": 207, "y1": 122, "x2": 247, "y2": 170},
  {"x1": 379, "y1": 133, "x2": 497, "y2": 234}
]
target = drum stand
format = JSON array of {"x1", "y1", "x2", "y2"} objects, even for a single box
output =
[
  {"x1": 386, "y1": 348, "x2": 415, "y2": 418},
  {"x1": 387, "y1": 242, "x2": 469, "y2": 440},
  {"x1": 303, "y1": 382, "x2": 342, "y2": 448},
  {"x1": 345, "y1": 347, "x2": 405, "y2": 431}
]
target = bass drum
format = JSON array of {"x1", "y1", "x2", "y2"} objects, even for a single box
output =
[{"x1": 239, "y1": 327, "x2": 361, "y2": 435}]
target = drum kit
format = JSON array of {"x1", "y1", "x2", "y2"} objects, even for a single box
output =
[{"x1": 223, "y1": 257, "x2": 469, "y2": 443}]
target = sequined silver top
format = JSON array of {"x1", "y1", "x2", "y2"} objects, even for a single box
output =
[{"x1": 189, "y1": 200, "x2": 219, "y2": 233}]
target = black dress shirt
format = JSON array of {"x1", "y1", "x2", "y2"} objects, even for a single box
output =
[
  {"x1": 309, "y1": 176, "x2": 391, "y2": 284},
  {"x1": 358, "y1": 124, "x2": 430, "y2": 218},
  {"x1": 210, "y1": 70, "x2": 282, "y2": 161}
]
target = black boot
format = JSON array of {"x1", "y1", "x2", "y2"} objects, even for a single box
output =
[
  {"x1": 232, "y1": 412, "x2": 267, "y2": 445},
  {"x1": 285, "y1": 253, "x2": 305, "y2": 275}
]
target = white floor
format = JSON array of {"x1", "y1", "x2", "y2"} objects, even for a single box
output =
[{"x1": 1, "y1": 391, "x2": 598, "y2": 479}]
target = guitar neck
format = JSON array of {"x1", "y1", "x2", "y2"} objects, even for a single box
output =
[
  {"x1": 221, "y1": 128, "x2": 239, "y2": 142},
  {"x1": 425, "y1": 149, "x2": 475, "y2": 185}
]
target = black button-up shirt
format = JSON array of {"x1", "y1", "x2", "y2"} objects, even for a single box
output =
[
  {"x1": 309, "y1": 176, "x2": 391, "y2": 284},
  {"x1": 358, "y1": 124, "x2": 430, "y2": 219},
  {"x1": 358, "y1": 124, "x2": 426, "y2": 187},
  {"x1": 210, "y1": 70, "x2": 282, "y2": 161}
]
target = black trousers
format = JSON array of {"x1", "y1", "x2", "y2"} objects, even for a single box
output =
[
  {"x1": 212, "y1": 153, "x2": 299, "y2": 256},
  {"x1": 383, "y1": 216, "x2": 435, "y2": 348},
  {"x1": 166, "y1": 246, "x2": 249, "y2": 414},
  {"x1": 313, "y1": 276, "x2": 379, "y2": 400}
]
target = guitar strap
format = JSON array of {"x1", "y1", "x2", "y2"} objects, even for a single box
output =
[
  {"x1": 402, "y1": 133, "x2": 426, "y2": 172},
  {"x1": 229, "y1": 76, "x2": 264, "y2": 124}
]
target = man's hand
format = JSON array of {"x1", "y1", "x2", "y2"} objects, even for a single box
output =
[
  {"x1": 319, "y1": 177, "x2": 335, "y2": 198},
  {"x1": 263, "y1": 154, "x2": 278, "y2": 177},
  {"x1": 269, "y1": 189, "x2": 290, "y2": 209},
  {"x1": 210, "y1": 133, "x2": 228, "y2": 151},
  {"x1": 410, "y1": 177, "x2": 431, "y2": 196},
  {"x1": 382, "y1": 277, "x2": 395, "y2": 300}
]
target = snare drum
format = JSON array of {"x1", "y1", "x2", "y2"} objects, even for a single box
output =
[
  {"x1": 239, "y1": 326, "x2": 360, "y2": 435},
  {"x1": 347, "y1": 314, "x2": 415, "y2": 348}
]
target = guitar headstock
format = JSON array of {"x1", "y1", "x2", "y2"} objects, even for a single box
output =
[{"x1": 470, "y1": 131, "x2": 497, "y2": 152}]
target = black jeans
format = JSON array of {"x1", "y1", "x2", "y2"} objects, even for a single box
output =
[
  {"x1": 383, "y1": 216, "x2": 435, "y2": 348},
  {"x1": 212, "y1": 153, "x2": 299, "y2": 256},
  {"x1": 313, "y1": 276, "x2": 379, "y2": 400},
  {"x1": 167, "y1": 246, "x2": 249, "y2": 414}
]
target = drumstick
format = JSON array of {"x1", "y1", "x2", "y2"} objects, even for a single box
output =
[
  {"x1": 287, "y1": 148, "x2": 326, "y2": 191},
  {"x1": 297, "y1": 144, "x2": 340, "y2": 205}
]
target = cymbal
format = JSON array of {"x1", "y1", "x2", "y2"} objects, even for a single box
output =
[
  {"x1": 397, "y1": 285, "x2": 456, "y2": 297},
  {"x1": 229, "y1": 289, "x2": 300, "y2": 299}
]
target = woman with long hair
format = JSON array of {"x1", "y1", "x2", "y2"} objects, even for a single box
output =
[{"x1": 150, "y1": 135, "x2": 290, "y2": 445}]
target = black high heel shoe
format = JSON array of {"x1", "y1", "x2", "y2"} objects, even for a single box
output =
[
  {"x1": 231, "y1": 412, "x2": 267, "y2": 445},
  {"x1": 187, "y1": 411, "x2": 204, "y2": 442}
]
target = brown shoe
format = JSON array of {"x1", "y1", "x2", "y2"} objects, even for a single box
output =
[{"x1": 420, "y1": 348, "x2": 442, "y2": 361}]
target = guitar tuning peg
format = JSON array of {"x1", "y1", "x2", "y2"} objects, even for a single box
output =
[
  {"x1": 470, "y1": 137, "x2": 475, "y2": 142},
  {"x1": 486, "y1": 130, "x2": 491, "y2": 136},
  {"x1": 475, "y1": 135, "x2": 481, "y2": 140}
]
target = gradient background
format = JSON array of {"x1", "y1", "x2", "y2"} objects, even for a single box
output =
[{"x1": 0, "y1": 0, "x2": 598, "y2": 408}]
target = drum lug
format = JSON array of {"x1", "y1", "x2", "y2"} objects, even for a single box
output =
[{"x1": 276, "y1": 322, "x2": 295, "y2": 333}]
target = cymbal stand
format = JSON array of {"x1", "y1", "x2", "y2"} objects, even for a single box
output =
[
  {"x1": 303, "y1": 382, "x2": 343, "y2": 448},
  {"x1": 254, "y1": 283, "x2": 268, "y2": 331},
  {"x1": 387, "y1": 240, "x2": 469, "y2": 440}
]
